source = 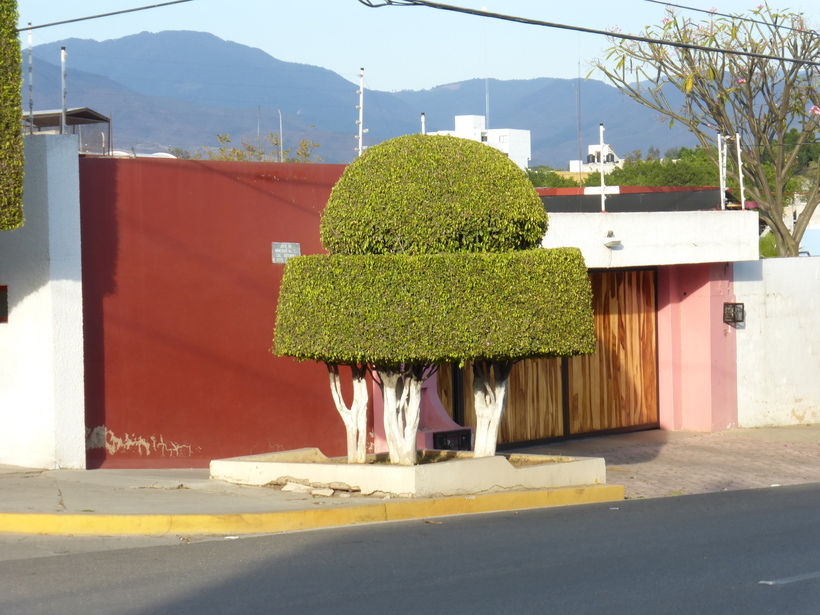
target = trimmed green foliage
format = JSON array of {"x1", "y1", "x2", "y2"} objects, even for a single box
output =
[
  {"x1": 320, "y1": 134, "x2": 548, "y2": 255},
  {"x1": 759, "y1": 232, "x2": 777, "y2": 258},
  {"x1": 0, "y1": 0, "x2": 22, "y2": 230},
  {"x1": 274, "y1": 248, "x2": 595, "y2": 366},
  {"x1": 527, "y1": 166, "x2": 579, "y2": 188}
]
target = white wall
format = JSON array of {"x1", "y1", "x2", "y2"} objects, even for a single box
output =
[
  {"x1": 0, "y1": 135, "x2": 86, "y2": 468},
  {"x1": 542, "y1": 211, "x2": 760, "y2": 268},
  {"x1": 733, "y1": 257, "x2": 820, "y2": 427}
]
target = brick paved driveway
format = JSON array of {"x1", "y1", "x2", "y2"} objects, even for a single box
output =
[{"x1": 517, "y1": 426, "x2": 820, "y2": 499}]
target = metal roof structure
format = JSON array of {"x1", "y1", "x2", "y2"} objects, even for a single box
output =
[{"x1": 23, "y1": 107, "x2": 110, "y2": 130}]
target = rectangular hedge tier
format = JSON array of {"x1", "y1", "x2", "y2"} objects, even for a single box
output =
[{"x1": 274, "y1": 247, "x2": 595, "y2": 366}]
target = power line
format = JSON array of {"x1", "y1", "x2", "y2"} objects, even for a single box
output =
[
  {"x1": 358, "y1": 0, "x2": 820, "y2": 68},
  {"x1": 643, "y1": 0, "x2": 818, "y2": 37},
  {"x1": 16, "y1": 0, "x2": 196, "y2": 33}
]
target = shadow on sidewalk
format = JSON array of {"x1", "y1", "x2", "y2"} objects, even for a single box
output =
[{"x1": 511, "y1": 429, "x2": 692, "y2": 465}]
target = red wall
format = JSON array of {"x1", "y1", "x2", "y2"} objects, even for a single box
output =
[{"x1": 79, "y1": 158, "x2": 347, "y2": 467}]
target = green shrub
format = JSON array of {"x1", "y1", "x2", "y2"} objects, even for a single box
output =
[
  {"x1": 0, "y1": 0, "x2": 23, "y2": 231},
  {"x1": 320, "y1": 134, "x2": 548, "y2": 255},
  {"x1": 759, "y1": 231, "x2": 777, "y2": 258},
  {"x1": 274, "y1": 247, "x2": 595, "y2": 366}
]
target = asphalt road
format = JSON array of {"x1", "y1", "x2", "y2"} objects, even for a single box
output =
[{"x1": 3, "y1": 484, "x2": 820, "y2": 614}]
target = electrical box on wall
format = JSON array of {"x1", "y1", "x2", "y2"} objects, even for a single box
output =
[{"x1": 723, "y1": 302, "x2": 745, "y2": 324}]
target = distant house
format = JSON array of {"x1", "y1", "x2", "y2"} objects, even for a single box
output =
[
  {"x1": 555, "y1": 140, "x2": 625, "y2": 184},
  {"x1": 428, "y1": 115, "x2": 531, "y2": 170},
  {"x1": 568, "y1": 141, "x2": 623, "y2": 174}
]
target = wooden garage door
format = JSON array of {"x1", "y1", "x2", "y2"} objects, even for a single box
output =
[
  {"x1": 438, "y1": 269, "x2": 658, "y2": 444},
  {"x1": 567, "y1": 270, "x2": 658, "y2": 435}
]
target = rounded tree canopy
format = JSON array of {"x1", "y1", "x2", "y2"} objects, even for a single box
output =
[{"x1": 320, "y1": 134, "x2": 548, "y2": 255}]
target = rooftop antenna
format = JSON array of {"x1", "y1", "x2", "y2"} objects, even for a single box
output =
[
  {"x1": 482, "y1": 6, "x2": 489, "y2": 128},
  {"x1": 718, "y1": 132, "x2": 727, "y2": 210},
  {"x1": 717, "y1": 132, "x2": 745, "y2": 210},
  {"x1": 575, "y1": 33, "x2": 583, "y2": 187},
  {"x1": 60, "y1": 46, "x2": 67, "y2": 135},
  {"x1": 355, "y1": 68, "x2": 368, "y2": 156},
  {"x1": 599, "y1": 123, "x2": 606, "y2": 212},
  {"x1": 485, "y1": 78, "x2": 490, "y2": 129},
  {"x1": 277, "y1": 108, "x2": 284, "y2": 162},
  {"x1": 27, "y1": 24, "x2": 33, "y2": 133},
  {"x1": 735, "y1": 134, "x2": 745, "y2": 208}
]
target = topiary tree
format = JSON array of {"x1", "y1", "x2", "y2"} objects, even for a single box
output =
[
  {"x1": 275, "y1": 249, "x2": 595, "y2": 461},
  {"x1": 275, "y1": 134, "x2": 593, "y2": 464},
  {"x1": 0, "y1": 0, "x2": 23, "y2": 231},
  {"x1": 323, "y1": 134, "x2": 554, "y2": 463}
]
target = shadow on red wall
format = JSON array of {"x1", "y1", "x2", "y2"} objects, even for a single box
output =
[{"x1": 80, "y1": 158, "x2": 348, "y2": 468}]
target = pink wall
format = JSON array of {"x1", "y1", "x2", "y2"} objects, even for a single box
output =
[
  {"x1": 657, "y1": 263, "x2": 738, "y2": 432},
  {"x1": 80, "y1": 158, "x2": 348, "y2": 467}
]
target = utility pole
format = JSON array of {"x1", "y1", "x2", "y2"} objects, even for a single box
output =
[
  {"x1": 355, "y1": 68, "x2": 367, "y2": 156},
  {"x1": 599, "y1": 123, "x2": 606, "y2": 212},
  {"x1": 277, "y1": 108, "x2": 284, "y2": 162},
  {"x1": 60, "y1": 47, "x2": 67, "y2": 135},
  {"x1": 27, "y1": 25, "x2": 33, "y2": 133},
  {"x1": 718, "y1": 133, "x2": 727, "y2": 210}
]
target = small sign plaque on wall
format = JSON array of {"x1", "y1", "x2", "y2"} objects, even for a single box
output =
[{"x1": 272, "y1": 242, "x2": 301, "y2": 264}]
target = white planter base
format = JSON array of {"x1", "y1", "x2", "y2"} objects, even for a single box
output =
[{"x1": 210, "y1": 448, "x2": 607, "y2": 498}]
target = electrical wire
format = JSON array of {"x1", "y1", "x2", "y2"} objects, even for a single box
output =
[
  {"x1": 643, "y1": 0, "x2": 818, "y2": 37},
  {"x1": 358, "y1": 0, "x2": 820, "y2": 68},
  {"x1": 17, "y1": 0, "x2": 196, "y2": 33}
]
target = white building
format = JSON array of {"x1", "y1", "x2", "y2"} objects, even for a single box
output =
[
  {"x1": 569, "y1": 143, "x2": 624, "y2": 174},
  {"x1": 429, "y1": 115, "x2": 531, "y2": 170}
]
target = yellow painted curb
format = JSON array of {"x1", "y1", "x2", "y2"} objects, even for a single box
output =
[{"x1": 0, "y1": 484, "x2": 623, "y2": 536}]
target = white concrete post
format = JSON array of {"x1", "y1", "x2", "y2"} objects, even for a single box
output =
[{"x1": 0, "y1": 135, "x2": 86, "y2": 468}]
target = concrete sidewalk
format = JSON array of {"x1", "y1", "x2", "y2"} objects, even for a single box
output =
[
  {"x1": 520, "y1": 424, "x2": 820, "y2": 499},
  {"x1": 1, "y1": 425, "x2": 819, "y2": 538},
  {"x1": 0, "y1": 464, "x2": 621, "y2": 538}
]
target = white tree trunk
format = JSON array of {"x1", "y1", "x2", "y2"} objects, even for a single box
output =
[
  {"x1": 471, "y1": 361, "x2": 513, "y2": 458},
  {"x1": 376, "y1": 365, "x2": 430, "y2": 465},
  {"x1": 327, "y1": 364, "x2": 369, "y2": 463}
]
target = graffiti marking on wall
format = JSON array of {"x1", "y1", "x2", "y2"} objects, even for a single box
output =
[{"x1": 86, "y1": 426, "x2": 200, "y2": 457}]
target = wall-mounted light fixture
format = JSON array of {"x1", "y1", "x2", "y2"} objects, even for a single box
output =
[
  {"x1": 603, "y1": 230, "x2": 621, "y2": 249},
  {"x1": 723, "y1": 302, "x2": 745, "y2": 324}
]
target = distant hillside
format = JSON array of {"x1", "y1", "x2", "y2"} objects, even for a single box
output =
[{"x1": 29, "y1": 31, "x2": 696, "y2": 166}]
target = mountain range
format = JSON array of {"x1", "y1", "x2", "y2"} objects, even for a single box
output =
[{"x1": 27, "y1": 30, "x2": 696, "y2": 167}]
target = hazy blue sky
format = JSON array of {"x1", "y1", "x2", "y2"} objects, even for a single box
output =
[{"x1": 17, "y1": 1, "x2": 819, "y2": 92}]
